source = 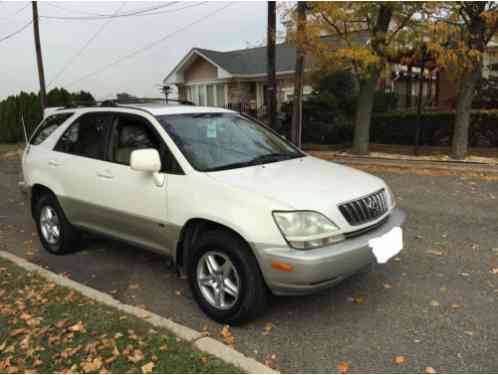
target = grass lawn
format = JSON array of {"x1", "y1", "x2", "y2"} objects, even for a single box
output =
[{"x1": 0, "y1": 258, "x2": 241, "y2": 374}]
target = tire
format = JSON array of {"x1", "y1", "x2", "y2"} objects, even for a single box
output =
[
  {"x1": 187, "y1": 230, "x2": 268, "y2": 325},
  {"x1": 34, "y1": 192, "x2": 80, "y2": 255}
]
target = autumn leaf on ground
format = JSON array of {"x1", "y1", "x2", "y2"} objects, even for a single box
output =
[
  {"x1": 354, "y1": 296, "x2": 365, "y2": 304},
  {"x1": 141, "y1": 362, "x2": 154, "y2": 374},
  {"x1": 80, "y1": 357, "x2": 103, "y2": 373},
  {"x1": 425, "y1": 366, "x2": 437, "y2": 373},
  {"x1": 426, "y1": 249, "x2": 444, "y2": 256},
  {"x1": 430, "y1": 300, "x2": 440, "y2": 307},
  {"x1": 383, "y1": 283, "x2": 392, "y2": 289},
  {"x1": 127, "y1": 349, "x2": 144, "y2": 363},
  {"x1": 393, "y1": 356, "x2": 407, "y2": 364},
  {"x1": 128, "y1": 284, "x2": 140, "y2": 290},
  {"x1": 68, "y1": 321, "x2": 86, "y2": 333},
  {"x1": 220, "y1": 325, "x2": 235, "y2": 347},
  {"x1": 491, "y1": 268, "x2": 498, "y2": 275},
  {"x1": 262, "y1": 323, "x2": 273, "y2": 336},
  {"x1": 337, "y1": 361, "x2": 349, "y2": 373}
]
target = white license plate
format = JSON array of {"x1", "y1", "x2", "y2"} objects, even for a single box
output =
[{"x1": 368, "y1": 227, "x2": 403, "y2": 264}]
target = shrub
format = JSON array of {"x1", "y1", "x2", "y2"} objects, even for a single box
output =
[{"x1": 370, "y1": 110, "x2": 498, "y2": 147}]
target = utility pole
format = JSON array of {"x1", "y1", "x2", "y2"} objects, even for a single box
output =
[
  {"x1": 32, "y1": 1, "x2": 47, "y2": 111},
  {"x1": 291, "y1": 2, "x2": 306, "y2": 147},
  {"x1": 267, "y1": 1, "x2": 277, "y2": 129}
]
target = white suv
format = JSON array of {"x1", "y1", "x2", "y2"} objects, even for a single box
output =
[{"x1": 22, "y1": 102, "x2": 405, "y2": 324}]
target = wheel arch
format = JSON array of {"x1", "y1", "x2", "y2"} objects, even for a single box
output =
[
  {"x1": 30, "y1": 184, "x2": 56, "y2": 218},
  {"x1": 175, "y1": 218, "x2": 259, "y2": 272}
]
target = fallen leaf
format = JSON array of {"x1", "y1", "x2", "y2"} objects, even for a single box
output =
[
  {"x1": 220, "y1": 325, "x2": 235, "y2": 347},
  {"x1": 383, "y1": 283, "x2": 392, "y2": 289},
  {"x1": 129, "y1": 284, "x2": 140, "y2": 290},
  {"x1": 141, "y1": 362, "x2": 154, "y2": 374},
  {"x1": 80, "y1": 357, "x2": 102, "y2": 373},
  {"x1": 127, "y1": 349, "x2": 144, "y2": 363},
  {"x1": 426, "y1": 249, "x2": 444, "y2": 256},
  {"x1": 491, "y1": 268, "x2": 498, "y2": 275},
  {"x1": 337, "y1": 361, "x2": 349, "y2": 373},
  {"x1": 68, "y1": 321, "x2": 86, "y2": 333},
  {"x1": 354, "y1": 296, "x2": 364, "y2": 304},
  {"x1": 393, "y1": 356, "x2": 407, "y2": 364},
  {"x1": 425, "y1": 367, "x2": 437, "y2": 373},
  {"x1": 430, "y1": 300, "x2": 440, "y2": 307},
  {"x1": 262, "y1": 323, "x2": 273, "y2": 336}
]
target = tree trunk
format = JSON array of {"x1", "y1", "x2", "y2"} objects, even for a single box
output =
[
  {"x1": 291, "y1": 1, "x2": 306, "y2": 147},
  {"x1": 267, "y1": 1, "x2": 277, "y2": 129},
  {"x1": 352, "y1": 72, "x2": 378, "y2": 155},
  {"x1": 451, "y1": 64, "x2": 482, "y2": 160}
]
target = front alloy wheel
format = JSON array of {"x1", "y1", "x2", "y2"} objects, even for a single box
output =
[
  {"x1": 196, "y1": 251, "x2": 240, "y2": 310},
  {"x1": 188, "y1": 230, "x2": 268, "y2": 325}
]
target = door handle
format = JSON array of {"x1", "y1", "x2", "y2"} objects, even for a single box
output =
[
  {"x1": 48, "y1": 160, "x2": 61, "y2": 167},
  {"x1": 96, "y1": 170, "x2": 114, "y2": 179}
]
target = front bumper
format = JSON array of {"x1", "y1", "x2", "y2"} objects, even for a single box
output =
[{"x1": 254, "y1": 208, "x2": 406, "y2": 296}]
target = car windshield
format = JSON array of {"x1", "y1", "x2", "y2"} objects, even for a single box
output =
[{"x1": 155, "y1": 113, "x2": 304, "y2": 172}]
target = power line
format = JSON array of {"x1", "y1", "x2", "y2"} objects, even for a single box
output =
[
  {"x1": 40, "y1": 2, "x2": 208, "y2": 21},
  {"x1": 41, "y1": 2, "x2": 189, "y2": 20},
  {"x1": 47, "y1": 2, "x2": 127, "y2": 88},
  {"x1": 45, "y1": 2, "x2": 178, "y2": 18},
  {"x1": 0, "y1": 19, "x2": 32, "y2": 43},
  {"x1": 64, "y1": 2, "x2": 233, "y2": 88}
]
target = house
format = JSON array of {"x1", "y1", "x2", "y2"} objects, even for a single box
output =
[
  {"x1": 164, "y1": 38, "x2": 498, "y2": 114},
  {"x1": 163, "y1": 43, "x2": 314, "y2": 114}
]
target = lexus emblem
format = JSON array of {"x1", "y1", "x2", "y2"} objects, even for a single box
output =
[{"x1": 365, "y1": 197, "x2": 379, "y2": 211}]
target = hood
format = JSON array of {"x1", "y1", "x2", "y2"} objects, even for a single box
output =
[{"x1": 205, "y1": 156, "x2": 387, "y2": 228}]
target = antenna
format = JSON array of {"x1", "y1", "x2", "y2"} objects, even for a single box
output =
[{"x1": 21, "y1": 114, "x2": 29, "y2": 145}]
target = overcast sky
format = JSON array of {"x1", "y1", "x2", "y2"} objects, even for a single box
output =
[{"x1": 0, "y1": 1, "x2": 285, "y2": 101}]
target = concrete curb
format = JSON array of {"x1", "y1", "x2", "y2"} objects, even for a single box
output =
[
  {"x1": 0, "y1": 251, "x2": 278, "y2": 374},
  {"x1": 310, "y1": 152, "x2": 498, "y2": 175}
]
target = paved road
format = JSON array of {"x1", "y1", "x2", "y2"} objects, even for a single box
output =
[{"x1": 1, "y1": 158, "x2": 497, "y2": 373}]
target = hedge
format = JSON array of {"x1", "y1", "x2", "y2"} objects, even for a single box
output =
[{"x1": 301, "y1": 110, "x2": 498, "y2": 147}]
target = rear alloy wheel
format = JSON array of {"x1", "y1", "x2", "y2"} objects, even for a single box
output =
[
  {"x1": 188, "y1": 230, "x2": 268, "y2": 325},
  {"x1": 35, "y1": 193, "x2": 80, "y2": 255},
  {"x1": 39, "y1": 206, "x2": 61, "y2": 245}
]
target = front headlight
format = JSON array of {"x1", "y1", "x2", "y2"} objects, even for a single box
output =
[
  {"x1": 272, "y1": 211, "x2": 345, "y2": 250},
  {"x1": 386, "y1": 185, "x2": 396, "y2": 208}
]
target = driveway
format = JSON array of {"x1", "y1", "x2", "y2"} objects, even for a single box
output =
[{"x1": 1, "y1": 158, "x2": 497, "y2": 373}]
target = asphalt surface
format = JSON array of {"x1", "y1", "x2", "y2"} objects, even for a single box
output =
[{"x1": 1, "y1": 158, "x2": 497, "y2": 373}]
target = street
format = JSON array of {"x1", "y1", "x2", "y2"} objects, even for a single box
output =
[{"x1": 1, "y1": 158, "x2": 497, "y2": 373}]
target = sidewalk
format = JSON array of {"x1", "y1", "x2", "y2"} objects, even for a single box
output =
[{"x1": 309, "y1": 150, "x2": 498, "y2": 177}]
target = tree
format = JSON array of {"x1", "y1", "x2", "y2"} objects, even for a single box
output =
[
  {"x1": 428, "y1": 2, "x2": 498, "y2": 159},
  {"x1": 291, "y1": 3, "x2": 427, "y2": 154},
  {"x1": 291, "y1": 2, "x2": 306, "y2": 146}
]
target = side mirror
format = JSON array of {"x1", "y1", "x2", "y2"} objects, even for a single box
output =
[{"x1": 130, "y1": 149, "x2": 161, "y2": 173}]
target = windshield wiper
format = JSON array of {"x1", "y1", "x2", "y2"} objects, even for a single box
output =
[
  {"x1": 204, "y1": 153, "x2": 303, "y2": 172},
  {"x1": 248, "y1": 152, "x2": 302, "y2": 165}
]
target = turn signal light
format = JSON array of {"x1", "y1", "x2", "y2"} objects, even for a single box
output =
[{"x1": 271, "y1": 262, "x2": 293, "y2": 272}]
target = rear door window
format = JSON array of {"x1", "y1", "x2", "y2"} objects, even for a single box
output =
[
  {"x1": 30, "y1": 113, "x2": 74, "y2": 145},
  {"x1": 54, "y1": 113, "x2": 112, "y2": 160}
]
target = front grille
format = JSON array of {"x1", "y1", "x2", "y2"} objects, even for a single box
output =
[{"x1": 339, "y1": 189, "x2": 388, "y2": 226}]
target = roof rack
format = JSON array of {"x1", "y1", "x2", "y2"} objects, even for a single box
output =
[{"x1": 58, "y1": 97, "x2": 194, "y2": 110}]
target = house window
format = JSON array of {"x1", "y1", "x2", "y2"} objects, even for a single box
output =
[
  {"x1": 207, "y1": 85, "x2": 215, "y2": 106},
  {"x1": 216, "y1": 84, "x2": 225, "y2": 107}
]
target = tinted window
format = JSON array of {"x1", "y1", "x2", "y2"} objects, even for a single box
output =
[
  {"x1": 54, "y1": 113, "x2": 112, "y2": 160},
  {"x1": 30, "y1": 113, "x2": 74, "y2": 145},
  {"x1": 109, "y1": 114, "x2": 182, "y2": 174}
]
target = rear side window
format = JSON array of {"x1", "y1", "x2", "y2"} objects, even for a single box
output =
[
  {"x1": 30, "y1": 113, "x2": 74, "y2": 145},
  {"x1": 54, "y1": 113, "x2": 112, "y2": 160}
]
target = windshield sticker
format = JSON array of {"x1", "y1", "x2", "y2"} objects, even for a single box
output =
[{"x1": 207, "y1": 123, "x2": 217, "y2": 138}]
